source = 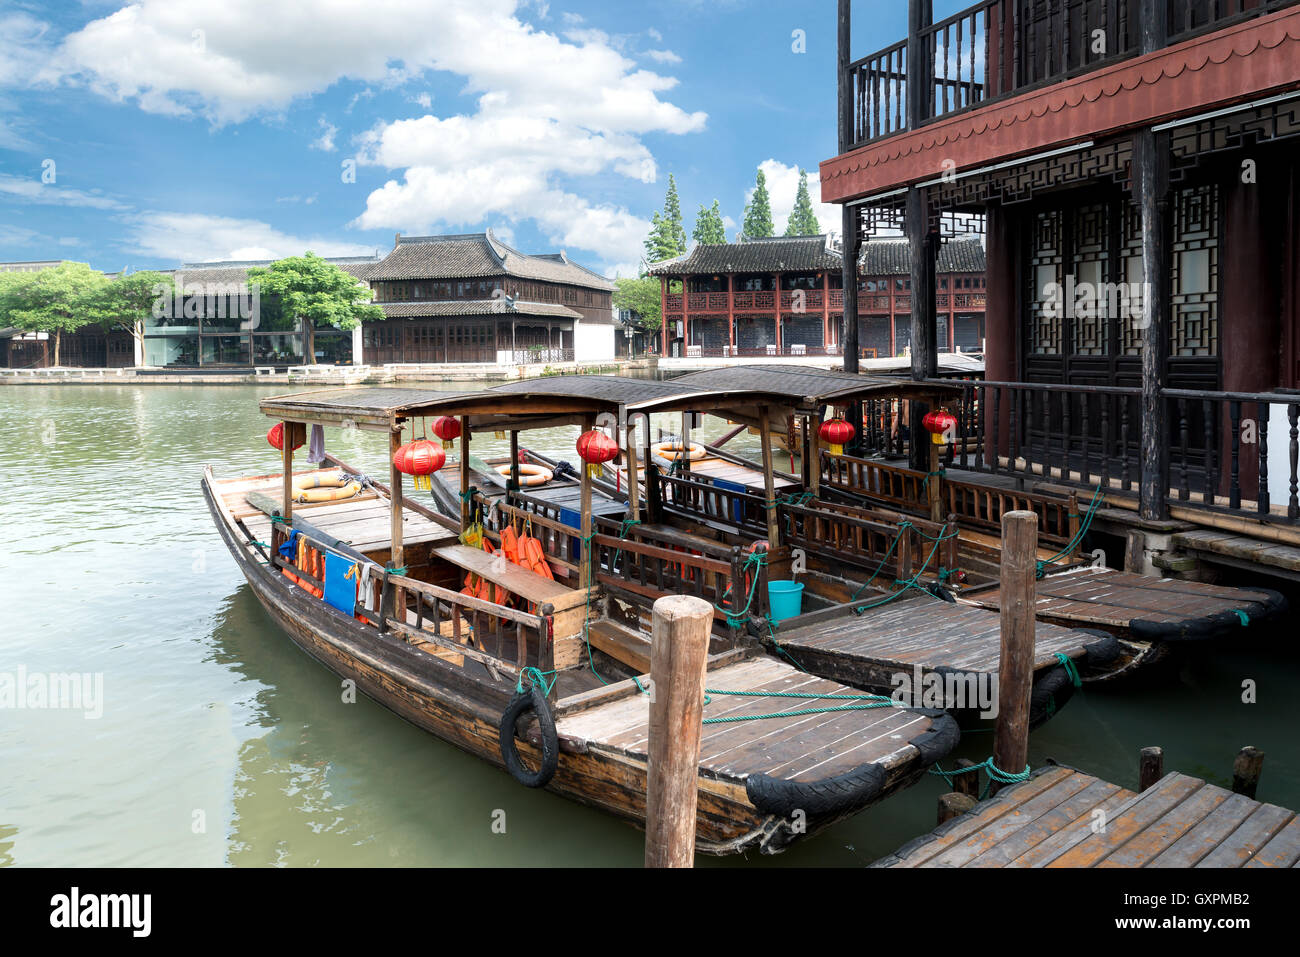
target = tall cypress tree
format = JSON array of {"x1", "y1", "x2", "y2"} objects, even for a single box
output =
[
  {"x1": 741, "y1": 168, "x2": 774, "y2": 240},
  {"x1": 785, "y1": 169, "x2": 821, "y2": 236},
  {"x1": 692, "y1": 200, "x2": 727, "y2": 244},
  {"x1": 662, "y1": 174, "x2": 687, "y2": 255}
]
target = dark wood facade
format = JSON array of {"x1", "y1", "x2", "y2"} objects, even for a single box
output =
[{"x1": 823, "y1": 0, "x2": 1300, "y2": 529}]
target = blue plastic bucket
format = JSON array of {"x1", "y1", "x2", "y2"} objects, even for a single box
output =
[{"x1": 767, "y1": 580, "x2": 805, "y2": 623}]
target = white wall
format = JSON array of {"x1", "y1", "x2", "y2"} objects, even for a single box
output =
[{"x1": 574, "y1": 320, "x2": 615, "y2": 363}]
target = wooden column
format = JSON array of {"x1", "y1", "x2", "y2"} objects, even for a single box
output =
[
  {"x1": 993, "y1": 510, "x2": 1038, "y2": 795},
  {"x1": 644, "y1": 594, "x2": 712, "y2": 868},
  {"x1": 821, "y1": 270, "x2": 831, "y2": 351},
  {"x1": 579, "y1": 414, "x2": 595, "y2": 589},
  {"x1": 459, "y1": 415, "x2": 472, "y2": 534},
  {"x1": 1137, "y1": 0, "x2": 1170, "y2": 521},
  {"x1": 928, "y1": 439, "x2": 942, "y2": 522},
  {"x1": 1135, "y1": 131, "x2": 1170, "y2": 521},
  {"x1": 773, "y1": 273, "x2": 782, "y2": 354},
  {"x1": 389, "y1": 424, "x2": 407, "y2": 620},
  {"x1": 758, "y1": 406, "x2": 781, "y2": 552},
  {"x1": 809, "y1": 408, "x2": 824, "y2": 497},
  {"x1": 726, "y1": 275, "x2": 735, "y2": 355},
  {"x1": 841, "y1": 205, "x2": 860, "y2": 374},
  {"x1": 280, "y1": 420, "x2": 295, "y2": 527},
  {"x1": 509, "y1": 429, "x2": 520, "y2": 497},
  {"x1": 626, "y1": 420, "x2": 641, "y2": 523},
  {"x1": 984, "y1": 202, "x2": 1017, "y2": 461},
  {"x1": 837, "y1": 0, "x2": 852, "y2": 155},
  {"x1": 908, "y1": 184, "x2": 938, "y2": 472}
]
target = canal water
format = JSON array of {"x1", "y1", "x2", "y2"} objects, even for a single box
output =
[{"x1": 1, "y1": 383, "x2": 1296, "y2": 867}]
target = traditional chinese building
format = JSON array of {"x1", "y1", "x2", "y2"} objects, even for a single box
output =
[
  {"x1": 362, "y1": 232, "x2": 615, "y2": 365},
  {"x1": 648, "y1": 234, "x2": 987, "y2": 359},
  {"x1": 821, "y1": 0, "x2": 1300, "y2": 576}
]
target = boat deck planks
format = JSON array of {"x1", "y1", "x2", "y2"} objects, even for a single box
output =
[
  {"x1": 961, "y1": 565, "x2": 1279, "y2": 632},
  {"x1": 559, "y1": 656, "x2": 933, "y2": 785},
  {"x1": 876, "y1": 767, "x2": 1300, "y2": 867},
  {"x1": 775, "y1": 597, "x2": 1090, "y2": 676}
]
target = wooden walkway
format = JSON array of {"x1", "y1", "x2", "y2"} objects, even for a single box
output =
[
  {"x1": 960, "y1": 565, "x2": 1284, "y2": 640},
  {"x1": 875, "y1": 765, "x2": 1300, "y2": 868}
]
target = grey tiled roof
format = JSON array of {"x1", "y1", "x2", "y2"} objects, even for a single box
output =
[
  {"x1": 378, "y1": 299, "x2": 582, "y2": 320},
  {"x1": 365, "y1": 231, "x2": 613, "y2": 291},
  {"x1": 646, "y1": 234, "x2": 986, "y2": 278},
  {"x1": 175, "y1": 256, "x2": 380, "y2": 286},
  {"x1": 648, "y1": 236, "x2": 841, "y2": 276},
  {"x1": 861, "y1": 235, "x2": 985, "y2": 275}
]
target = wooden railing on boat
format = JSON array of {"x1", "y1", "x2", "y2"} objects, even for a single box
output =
[
  {"x1": 480, "y1": 492, "x2": 749, "y2": 632},
  {"x1": 270, "y1": 524, "x2": 553, "y2": 693},
  {"x1": 820, "y1": 449, "x2": 1080, "y2": 553}
]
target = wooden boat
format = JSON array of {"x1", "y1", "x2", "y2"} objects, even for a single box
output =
[
  {"x1": 436, "y1": 374, "x2": 1135, "y2": 723},
  {"x1": 203, "y1": 383, "x2": 962, "y2": 856}
]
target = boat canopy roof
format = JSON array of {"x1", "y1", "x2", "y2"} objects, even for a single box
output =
[
  {"x1": 259, "y1": 367, "x2": 962, "y2": 432},
  {"x1": 668, "y1": 365, "x2": 964, "y2": 406}
]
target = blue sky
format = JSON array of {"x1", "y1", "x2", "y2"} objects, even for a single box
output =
[{"x1": 0, "y1": 0, "x2": 920, "y2": 277}]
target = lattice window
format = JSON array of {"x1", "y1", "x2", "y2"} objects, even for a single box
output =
[
  {"x1": 1028, "y1": 210, "x2": 1063, "y2": 355},
  {"x1": 1071, "y1": 203, "x2": 1111, "y2": 356},
  {"x1": 1170, "y1": 184, "x2": 1219, "y2": 358}
]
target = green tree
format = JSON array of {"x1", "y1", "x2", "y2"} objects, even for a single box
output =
[
  {"x1": 741, "y1": 168, "x2": 774, "y2": 240},
  {"x1": 0, "y1": 262, "x2": 108, "y2": 366},
  {"x1": 692, "y1": 200, "x2": 727, "y2": 244},
  {"x1": 785, "y1": 169, "x2": 821, "y2": 236},
  {"x1": 246, "y1": 252, "x2": 383, "y2": 364},
  {"x1": 99, "y1": 270, "x2": 175, "y2": 364},
  {"x1": 644, "y1": 174, "x2": 688, "y2": 263},
  {"x1": 612, "y1": 274, "x2": 662, "y2": 333}
]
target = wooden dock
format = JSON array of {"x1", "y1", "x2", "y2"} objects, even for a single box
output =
[
  {"x1": 960, "y1": 565, "x2": 1286, "y2": 641},
  {"x1": 875, "y1": 765, "x2": 1300, "y2": 868}
]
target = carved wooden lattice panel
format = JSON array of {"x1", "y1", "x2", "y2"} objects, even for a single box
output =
[
  {"x1": 1029, "y1": 210, "x2": 1063, "y2": 355},
  {"x1": 1121, "y1": 199, "x2": 1144, "y2": 356},
  {"x1": 1170, "y1": 184, "x2": 1219, "y2": 358},
  {"x1": 1071, "y1": 203, "x2": 1111, "y2": 356}
]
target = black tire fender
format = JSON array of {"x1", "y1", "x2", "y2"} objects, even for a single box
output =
[
  {"x1": 1028, "y1": 666, "x2": 1077, "y2": 729},
  {"x1": 498, "y1": 682, "x2": 559, "y2": 788}
]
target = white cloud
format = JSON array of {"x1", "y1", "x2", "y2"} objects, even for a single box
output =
[
  {"x1": 409, "y1": 91, "x2": 432, "y2": 109},
  {"x1": 0, "y1": 173, "x2": 127, "y2": 210},
  {"x1": 124, "y1": 211, "x2": 377, "y2": 263},
  {"x1": 7, "y1": 0, "x2": 707, "y2": 268},
  {"x1": 311, "y1": 117, "x2": 337, "y2": 152},
  {"x1": 644, "y1": 50, "x2": 681, "y2": 64},
  {"x1": 748, "y1": 159, "x2": 839, "y2": 237},
  {"x1": 29, "y1": 0, "x2": 706, "y2": 133}
]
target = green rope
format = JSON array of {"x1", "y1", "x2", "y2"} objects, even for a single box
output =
[
  {"x1": 1054, "y1": 651, "x2": 1082, "y2": 688},
  {"x1": 921, "y1": 468, "x2": 946, "y2": 493},
  {"x1": 458, "y1": 486, "x2": 480, "y2": 504},
  {"x1": 386, "y1": 566, "x2": 407, "y2": 577},
  {"x1": 929, "y1": 757, "x2": 1033, "y2": 799},
  {"x1": 1036, "y1": 485, "x2": 1104, "y2": 579},
  {"x1": 1235, "y1": 609, "x2": 1250, "y2": 627},
  {"x1": 850, "y1": 522, "x2": 960, "y2": 613},
  {"x1": 516, "y1": 665, "x2": 556, "y2": 697},
  {"x1": 715, "y1": 549, "x2": 768, "y2": 627},
  {"x1": 629, "y1": 677, "x2": 902, "y2": 724}
]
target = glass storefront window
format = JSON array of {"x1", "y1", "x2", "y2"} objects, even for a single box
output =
[
  {"x1": 252, "y1": 334, "x2": 304, "y2": 364},
  {"x1": 200, "y1": 335, "x2": 250, "y2": 366},
  {"x1": 311, "y1": 332, "x2": 352, "y2": 365},
  {"x1": 144, "y1": 334, "x2": 198, "y2": 367}
]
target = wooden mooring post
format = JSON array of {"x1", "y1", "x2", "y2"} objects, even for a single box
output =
[
  {"x1": 993, "y1": 511, "x2": 1038, "y2": 796},
  {"x1": 645, "y1": 594, "x2": 712, "y2": 868},
  {"x1": 1232, "y1": 746, "x2": 1265, "y2": 799},
  {"x1": 1139, "y1": 746, "x2": 1164, "y2": 791}
]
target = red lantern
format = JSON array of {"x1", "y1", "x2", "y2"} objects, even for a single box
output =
[
  {"x1": 393, "y1": 439, "x2": 446, "y2": 490},
  {"x1": 432, "y1": 416, "x2": 461, "y2": 450},
  {"x1": 267, "y1": 422, "x2": 304, "y2": 452},
  {"x1": 576, "y1": 429, "x2": 618, "y2": 478},
  {"x1": 922, "y1": 409, "x2": 958, "y2": 446},
  {"x1": 819, "y1": 417, "x2": 855, "y2": 456}
]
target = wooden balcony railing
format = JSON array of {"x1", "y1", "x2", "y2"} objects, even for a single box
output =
[
  {"x1": 843, "y1": 0, "x2": 1298, "y2": 151},
  {"x1": 928, "y1": 378, "x2": 1300, "y2": 527}
]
